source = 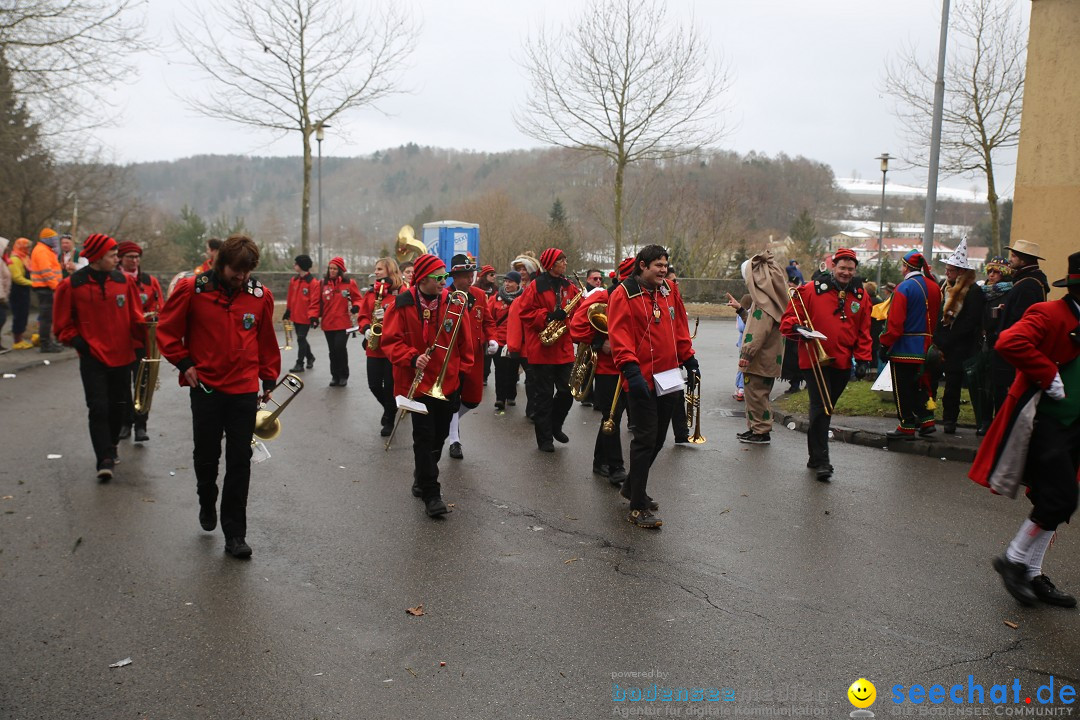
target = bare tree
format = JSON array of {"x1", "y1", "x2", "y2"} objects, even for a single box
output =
[
  {"x1": 176, "y1": 0, "x2": 416, "y2": 253},
  {"x1": 515, "y1": 0, "x2": 731, "y2": 264},
  {"x1": 883, "y1": 0, "x2": 1025, "y2": 256},
  {"x1": 0, "y1": 0, "x2": 146, "y2": 137}
]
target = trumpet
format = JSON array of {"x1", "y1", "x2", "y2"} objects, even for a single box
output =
[
  {"x1": 569, "y1": 303, "x2": 607, "y2": 401},
  {"x1": 385, "y1": 290, "x2": 469, "y2": 450},
  {"x1": 601, "y1": 376, "x2": 622, "y2": 435},
  {"x1": 280, "y1": 318, "x2": 294, "y2": 350},
  {"x1": 689, "y1": 317, "x2": 700, "y2": 340},
  {"x1": 685, "y1": 370, "x2": 706, "y2": 443},
  {"x1": 539, "y1": 273, "x2": 586, "y2": 346},
  {"x1": 253, "y1": 374, "x2": 305, "y2": 441},
  {"x1": 133, "y1": 312, "x2": 160, "y2": 415},
  {"x1": 368, "y1": 282, "x2": 387, "y2": 351},
  {"x1": 787, "y1": 287, "x2": 834, "y2": 415}
]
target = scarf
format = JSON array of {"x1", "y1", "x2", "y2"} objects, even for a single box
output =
[
  {"x1": 983, "y1": 281, "x2": 1012, "y2": 303},
  {"x1": 497, "y1": 286, "x2": 523, "y2": 305}
]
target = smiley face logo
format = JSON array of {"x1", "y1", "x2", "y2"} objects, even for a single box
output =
[{"x1": 848, "y1": 678, "x2": 876, "y2": 709}]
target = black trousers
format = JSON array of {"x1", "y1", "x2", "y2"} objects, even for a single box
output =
[
  {"x1": 411, "y1": 393, "x2": 454, "y2": 500},
  {"x1": 34, "y1": 287, "x2": 53, "y2": 340},
  {"x1": 523, "y1": 359, "x2": 536, "y2": 416},
  {"x1": 1026, "y1": 416, "x2": 1080, "y2": 530},
  {"x1": 483, "y1": 353, "x2": 493, "y2": 383},
  {"x1": 670, "y1": 389, "x2": 689, "y2": 440},
  {"x1": 78, "y1": 353, "x2": 132, "y2": 465},
  {"x1": 804, "y1": 366, "x2": 850, "y2": 468},
  {"x1": 592, "y1": 373, "x2": 626, "y2": 470},
  {"x1": 127, "y1": 347, "x2": 149, "y2": 430},
  {"x1": 625, "y1": 389, "x2": 678, "y2": 511},
  {"x1": 366, "y1": 356, "x2": 396, "y2": 425},
  {"x1": 891, "y1": 361, "x2": 932, "y2": 431},
  {"x1": 493, "y1": 354, "x2": 521, "y2": 402},
  {"x1": 940, "y1": 368, "x2": 964, "y2": 425},
  {"x1": 531, "y1": 362, "x2": 573, "y2": 445},
  {"x1": 294, "y1": 322, "x2": 315, "y2": 365},
  {"x1": 324, "y1": 329, "x2": 350, "y2": 380},
  {"x1": 190, "y1": 388, "x2": 258, "y2": 539}
]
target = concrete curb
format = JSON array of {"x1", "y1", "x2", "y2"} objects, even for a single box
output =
[
  {"x1": 0, "y1": 349, "x2": 79, "y2": 376},
  {"x1": 776, "y1": 413, "x2": 977, "y2": 464}
]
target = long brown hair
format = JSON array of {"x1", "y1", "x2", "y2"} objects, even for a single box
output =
[{"x1": 376, "y1": 257, "x2": 403, "y2": 290}]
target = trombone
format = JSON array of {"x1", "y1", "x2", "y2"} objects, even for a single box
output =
[
  {"x1": 253, "y1": 374, "x2": 305, "y2": 441},
  {"x1": 280, "y1": 319, "x2": 294, "y2": 350},
  {"x1": 385, "y1": 290, "x2": 469, "y2": 450},
  {"x1": 787, "y1": 287, "x2": 834, "y2": 415},
  {"x1": 685, "y1": 371, "x2": 706, "y2": 443}
]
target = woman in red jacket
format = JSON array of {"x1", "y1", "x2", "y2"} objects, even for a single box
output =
[
  {"x1": 319, "y1": 257, "x2": 361, "y2": 387},
  {"x1": 357, "y1": 257, "x2": 404, "y2": 433}
]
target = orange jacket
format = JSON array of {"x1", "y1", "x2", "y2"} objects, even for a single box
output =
[{"x1": 30, "y1": 242, "x2": 62, "y2": 290}]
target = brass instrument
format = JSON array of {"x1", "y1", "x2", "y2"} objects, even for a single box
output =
[
  {"x1": 685, "y1": 371, "x2": 706, "y2": 443},
  {"x1": 395, "y1": 225, "x2": 428, "y2": 265},
  {"x1": 569, "y1": 302, "x2": 607, "y2": 400},
  {"x1": 787, "y1": 287, "x2": 834, "y2": 415},
  {"x1": 539, "y1": 273, "x2": 585, "y2": 346},
  {"x1": 385, "y1": 290, "x2": 469, "y2": 450},
  {"x1": 601, "y1": 376, "x2": 622, "y2": 435},
  {"x1": 253, "y1": 374, "x2": 305, "y2": 441},
  {"x1": 280, "y1": 319, "x2": 294, "y2": 350},
  {"x1": 369, "y1": 282, "x2": 386, "y2": 351},
  {"x1": 133, "y1": 312, "x2": 160, "y2": 415},
  {"x1": 689, "y1": 317, "x2": 700, "y2": 340}
]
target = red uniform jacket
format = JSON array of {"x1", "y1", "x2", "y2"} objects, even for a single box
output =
[
  {"x1": 381, "y1": 287, "x2": 476, "y2": 398},
  {"x1": 507, "y1": 295, "x2": 527, "y2": 358},
  {"x1": 357, "y1": 281, "x2": 402, "y2": 359},
  {"x1": 970, "y1": 297, "x2": 1080, "y2": 494},
  {"x1": 157, "y1": 272, "x2": 281, "y2": 394},
  {"x1": 569, "y1": 288, "x2": 617, "y2": 376},
  {"x1": 286, "y1": 273, "x2": 320, "y2": 325},
  {"x1": 319, "y1": 276, "x2": 361, "y2": 332},
  {"x1": 780, "y1": 277, "x2": 873, "y2": 370},
  {"x1": 517, "y1": 272, "x2": 581, "y2": 364},
  {"x1": 458, "y1": 285, "x2": 492, "y2": 404},
  {"x1": 608, "y1": 276, "x2": 694, "y2": 390},
  {"x1": 53, "y1": 267, "x2": 145, "y2": 368},
  {"x1": 488, "y1": 291, "x2": 520, "y2": 346}
]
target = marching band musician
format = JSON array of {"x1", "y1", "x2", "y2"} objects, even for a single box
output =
[
  {"x1": 447, "y1": 254, "x2": 495, "y2": 459},
  {"x1": 357, "y1": 257, "x2": 404, "y2": 436},
  {"x1": 489, "y1": 270, "x2": 524, "y2": 412},
  {"x1": 779, "y1": 248, "x2": 872, "y2": 482},
  {"x1": 319, "y1": 257, "x2": 361, "y2": 388},
  {"x1": 381, "y1": 253, "x2": 476, "y2": 518},
  {"x1": 475, "y1": 263, "x2": 498, "y2": 386},
  {"x1": 284, "y1": 254, "x2": 320, "y2": 374},
  {"x1": 157, "y1": 235, "x2": 281, "y2": 559},
  {"x1": 117, "y1": 241, "x2": 163, "y2": 443},
  {"x1": 608, "y1": 245, "x2": 697, "y2": 528},
  {"x1": 571, "y1": 257, "x2": 636, "y2": 487},
  {"x1": 517, "y1": 247, "x2": 581, "y2": 453},
  {"x1": 53, "y1": 233, "x2": 146, "y2": 481}
]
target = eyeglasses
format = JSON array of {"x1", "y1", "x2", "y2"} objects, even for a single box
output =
[{"x1": 427, "y1": 273, "x2": 448, "y2": 283}]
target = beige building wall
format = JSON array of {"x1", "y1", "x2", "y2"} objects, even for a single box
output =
[{"x1": 1011, "y1": 0, "x2": 1080, "y2": 296}]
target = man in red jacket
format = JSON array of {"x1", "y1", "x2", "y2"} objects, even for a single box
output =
[
  {"x1": 116, "y1": 240, "x2": 164, "y2": 443},
  {"x1": 516, "y1": 247, "x2": 581, "y2": 452},
  {"x1": 157, "y1": 235, "x2": 281, "y2": 559},
  {"x1": 608, "y1": 245, "x2": 697, "y2": 528},
  {"x1": 283, "y1": 254, "x2": 320, "y2": 374},
  {"x1": 971, "y1": 252, "x2": 1080, "y2": 608},
  {"x1": 447, "y1": 253, "x2": 495, "y2": 460},
  {"x1": 380, "y1": 253, "x2": 475, "y2": 518},
  {"x1": 53, "y1": 233, "x2": 145, "y2": 481},
  {"x1": 779, "y1": 248, "x2": 872, "y2": 481}
]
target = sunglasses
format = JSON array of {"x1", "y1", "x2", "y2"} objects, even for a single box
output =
[{"x1": 427, "y1": 273, "x2": 448, "y2": 283}]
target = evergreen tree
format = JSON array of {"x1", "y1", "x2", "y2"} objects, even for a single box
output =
[
  {"x1": 164, "y1": 205, "x2": 209, "y2": 267},
  {"x1": 788, "y1": 208, "x2": 824, "y2": 267},
  {"x1": 549, "y1": 197, "x2": 568, "y2": 227},
  {"x1": 0, "y1": 49, "x2": 54, "y2": 238}
]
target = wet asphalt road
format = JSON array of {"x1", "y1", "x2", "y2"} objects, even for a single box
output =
[{"x1": 1, "y1": 320, "x2": 1077, "y2": 719}]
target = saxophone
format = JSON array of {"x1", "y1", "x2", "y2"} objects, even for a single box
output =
[
  {"x1": 369, "y1": 281, "x2": 386, "y2": 351},
  {"x1": 539, "y1": 274, "x2": 585, "y2": 347}
]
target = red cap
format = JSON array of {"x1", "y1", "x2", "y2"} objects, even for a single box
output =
[
  {"x1": 479, "y1": 264, "x2": 495, "y2": 276},
  {"x1": 82, "y1": 233, "x2": 117, "y2": 263},
  {"x1": 540, "y1": 247, "x2": 564, "y2": 270},
  {"x1": 412, "y1": 253, "x2": 446, "y2": 281},
  {"x1": 832, "y1": 248, "x2": 858, "y2": 265},
  {"x1": 116, "y1": 241, "x2": 142, "y2": 257},
  {"x1": 329, "y1": 257, "x2": 346, "y2": 274},
  {"x1": 617, "y1": 257, "x2": 636, "y2": 281}
]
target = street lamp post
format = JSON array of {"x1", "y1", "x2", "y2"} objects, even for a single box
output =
[
  {"x1": 875, "y1": 152, "x2": 891, "y2": 286},
  {"x1": 316, "y1": 122, "x2": 329, "y2": 272}
]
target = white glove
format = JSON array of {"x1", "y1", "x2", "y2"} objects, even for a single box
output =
[
  {"x1": 374, "y1": 308, "x2": 385, "y2": 321},
  {"x1": 500, "y1": 345, "x2": 510, "y2": 358},
  {"x1": 364, "y1": 328, "x2": 373, "y2": 342},
  {"x1": 486, "y1": 340, "x2": 499, "y2": 356},
  {"x1": 1046, "y1": 372, "x2": 1066, "y2": 401}
]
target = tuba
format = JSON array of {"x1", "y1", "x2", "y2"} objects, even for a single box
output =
[
  {"x1": 133, "y1": 312, "x2": 160, "y2": 415},
  {"x1": 569, "y1": 302, "x2": 607, "y2": 400},
  {"x1": 539, "y1": 273, "x2": 586, "y2": 346},
  {"x1": 253, "y1": 374, "x2": 305, "y2": 441},
  {"x1": 395, "y1": 225, "x2": 428, "y2": 266}
]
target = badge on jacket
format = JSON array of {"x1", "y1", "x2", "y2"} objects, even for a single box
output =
[
  {"x1": 669, "y1": 307, "x2": 675, "y2": 320},
  {"x1": 443, "y1": 318, "x2": 454, "y2": 334},
  {"x1": 851, "y1": 301, "x2": 861, "y2": 314},
  {"x1": 140, "y1": 293, "x2": 148, "y2": 305},
  {"x1": 116, "y1": 295, "x2": 125, "y2": 307},
  {"x1": 302, "y1": 288, "x2": 309, "y2": 296},
  {"x1": 341, "y1": 290, "x2": 350, "y2": 299},
  {"x1": 243, "y1": 312, "x2": 256, "y2": 330}
]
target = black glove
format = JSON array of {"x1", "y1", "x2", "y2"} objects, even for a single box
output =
[
  {"x1": 283, "y1": 309, "x2": 291, "y2": 321},
  {"x1": 622, "y1": 362, "x2": 650, "y2": 397},
  {"x1": 590, "y1": 335, "x2": 606, "y2": 351},
  {"x1": 310, "y1": 318, "x2": 320, "y2": 330},
  {"x1": 879, "y1": 345, "x2": 890, "y2": 364},
  {"x1": 682, "y1": 356, "x2": 699, "y2": 374},
  {"x1": 350, "y1": 305, "x2": 360, "y2": 315},
  {"x1": 546, "y1": 308, "x2": 567, "y2": 322},
  {"x1": 854, "y1": 361, "x2": 869, "y2": 380},
  {"x1": 72, "y1": 335, "x2": 90, "y2": 355},
  {"x1": 791, "y1": 324, "x2": 810, "y2": 338},
  {"x1": 262, "y1": 378, "x2": 277, "y2": 394}
]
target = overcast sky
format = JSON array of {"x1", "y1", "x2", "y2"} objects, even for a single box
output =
[{"x1": 92, "y1": 0, "x2": 1028, "y2": 198}]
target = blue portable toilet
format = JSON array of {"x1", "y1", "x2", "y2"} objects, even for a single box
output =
[{"x1": 422, "y1": 220, "x2": 480, "y2": 270}]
